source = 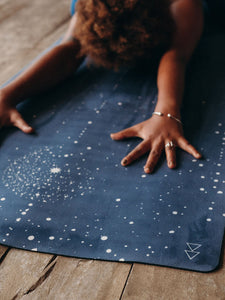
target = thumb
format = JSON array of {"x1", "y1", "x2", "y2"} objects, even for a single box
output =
[{"x1": 11, "y1": 110, "x2": 34, "y2": 134}]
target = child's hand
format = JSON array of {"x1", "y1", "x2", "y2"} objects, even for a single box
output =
[
  {"x1": 110, "y1": 116, "x2": 202, "y2": 173},
  {"x1": 0, "y1": 92, "x2": 34, "y2": 134}
]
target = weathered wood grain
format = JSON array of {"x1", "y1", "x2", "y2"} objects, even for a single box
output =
[
  {"x1": 0, "y1": 0, "x2": 71, "y2": 84},
  {"x1": 0, "y1": 245, "x2": 9, "y2": 261},
  {"x1": 0, "y1": 250, "x2": 131, "y2": 300},
  {"x1": 0, "y1": 249, "x2": 54, "y2": 299},
  {"x1": 122, "y1": 251, "x2": 225, "y2": 300},
  {"x1": 20, "y1": 258, "x2": 131, "y2": 300}
]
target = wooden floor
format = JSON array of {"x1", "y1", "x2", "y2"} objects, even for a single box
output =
[{"x1": 0, "y1": 1, "x2": 224, "y2": 299}]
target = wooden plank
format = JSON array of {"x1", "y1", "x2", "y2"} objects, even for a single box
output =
[
  {"x1": 0, "y1": 250, "x2": 131, "y2": 300},
  {"x1": 0, "y1": 0, "x2": 71, "y2": 84},
  {"x1": 0, "y1": 249, "x2": 55, "y2": 299},
  {"x1": 20, "y1": 258, "x2": 131, "y2": 300},
  {"x1": 0, "y1": 0, "x2": 29, "y2": 24},
  {"x1": 0, "y1": 245, "x2": 9, "y2": 260},
  {"x1": 122, "y1": 250, "x2": 225, "y2": 300}
]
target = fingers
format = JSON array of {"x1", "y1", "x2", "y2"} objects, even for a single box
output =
[
  {"x1": 144, "y1": 145, "x2": 163, "y2": 174},
  {"x1": 144, "y1": 140, "x2": 177, "y2": 173},
  {"x1": 110, "y1": 126, "x2": 137, "y2": 140},
  {"x1": 111, "y1": 124, "x2": 202, "y2": 173},
  {"x1": 177, "y1": 137, "x2": 202, "y2": 159},
  {"x1": 11, "y1": 110, "x2": 34, "y2": 134},
  {"x1": 165, "y1": 141, "x2": 176, "y2": 169},
  {"x1": 119, "y1": 137, "x2": 201, "y2": 173},
  {"x1": 121, "y1": 140, "x2": 150, "y2": 166}
]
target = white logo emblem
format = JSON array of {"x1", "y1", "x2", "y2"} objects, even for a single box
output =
[{"x1": 185, "y1": 243, "x2": 202, "y2": 260}]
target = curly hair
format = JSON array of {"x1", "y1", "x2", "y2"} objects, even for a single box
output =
[{"x1": 74, "y1": 0, "x2": 175, "y2": 70}]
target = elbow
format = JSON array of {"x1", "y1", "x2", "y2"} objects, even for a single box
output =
[
  {"x1": 174, "y1": 53, "x2": 190, "y2": 66},
  {"x1": 54, "y1": 43, "x2": 84, "y2": 75},
  {"x1": 163, "y1": 49, "x2": 190, "y2": 67}
]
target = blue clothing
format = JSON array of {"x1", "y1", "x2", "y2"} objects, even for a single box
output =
[{"x1": 70, "y1": 0, "x2": 77, "y2": 16}]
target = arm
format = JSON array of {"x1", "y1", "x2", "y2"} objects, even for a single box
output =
[
  {"x1": 111, "y1": 0, "x2": 203, "y2": 173},
  {"x1": 156, "y1": 0, "x2": 203, "y2": 114},
  {"x1": 0, "y1": 14, "x2": 84, "y2": 133}
]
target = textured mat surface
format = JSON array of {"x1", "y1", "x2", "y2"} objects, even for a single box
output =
[{"x1": 0, "y1": 26, "x2": 225, "y2": 272}]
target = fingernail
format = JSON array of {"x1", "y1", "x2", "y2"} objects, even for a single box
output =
[
  {"x1": 24, "y1": 126, "x2": 34, "y2": 133},
  {"x1": 144, "y1": 167, "x2": 151, "y2": 174},
  {"x1": 122, "y1": 159, "x2": 128, "y2": 166},
  {"x1": 168, "y1": 161, "x2": 174, "y2": 168},
  {"x1": 196, "y1": 153, "x2": 202, "y2": 159},
  {"x1": 110, "y1": 133, "x2": 116, "y2": 140}
]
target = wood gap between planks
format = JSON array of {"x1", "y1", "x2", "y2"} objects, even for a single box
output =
[
  {"x1": 24, "y1": 261, "x2": 57, "y2": 296},
  {"x1": 119, "y1": 263, "x2": 134, "y2": 300},
  {"x1": 43, "y1": 254, "x2": 57, "y2": 270},
  {"x1": 0, "y1": 247, "x2": 10, "y2": 265}
]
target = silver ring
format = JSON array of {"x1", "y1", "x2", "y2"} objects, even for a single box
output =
[{"x1": 165, "y1": 141, "x2": 175, "y2": 149}]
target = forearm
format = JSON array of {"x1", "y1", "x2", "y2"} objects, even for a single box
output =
[
  {"x1": 154, "y1": 0, "x2": 203, "y2": 118},
  {"x1": 1, "y1": 40, "x2": 84, "y2": 105},
  {"x1": 155, "y1": 50, "x2": 187, "y2": 118}
]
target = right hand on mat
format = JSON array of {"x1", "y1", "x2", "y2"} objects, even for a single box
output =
[
  {"x1": 110, "y1": 116, "x2": 202, "y2": 174},
  {"x1": 0, "y1": 92, "x2": 34, "y2": 134}
]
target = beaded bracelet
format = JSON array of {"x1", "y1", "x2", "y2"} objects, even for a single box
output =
[{"x1": 152, "y1": 111, "x2": 183, "y2": 125}]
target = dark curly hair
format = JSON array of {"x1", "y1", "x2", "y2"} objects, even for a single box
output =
[{"x1": 74, "y1": 0, "x2": 175, "y2": 70}]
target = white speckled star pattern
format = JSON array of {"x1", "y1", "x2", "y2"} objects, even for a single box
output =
[{"x1": 0, "y1": 30, "x2": 225, "y2": 272}]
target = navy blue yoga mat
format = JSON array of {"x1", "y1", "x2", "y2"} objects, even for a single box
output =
[{"x1": 0, "y1": 25, "x2": 225, "y2": 273}]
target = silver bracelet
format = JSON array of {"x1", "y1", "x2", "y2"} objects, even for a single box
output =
[{"x1": 152, "y1": 111, "x2": 183, "y2": 125}]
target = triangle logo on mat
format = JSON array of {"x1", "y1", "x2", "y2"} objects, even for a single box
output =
[{"x1": 185, "y1": 243, "x2": 202, "y2": 260}]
